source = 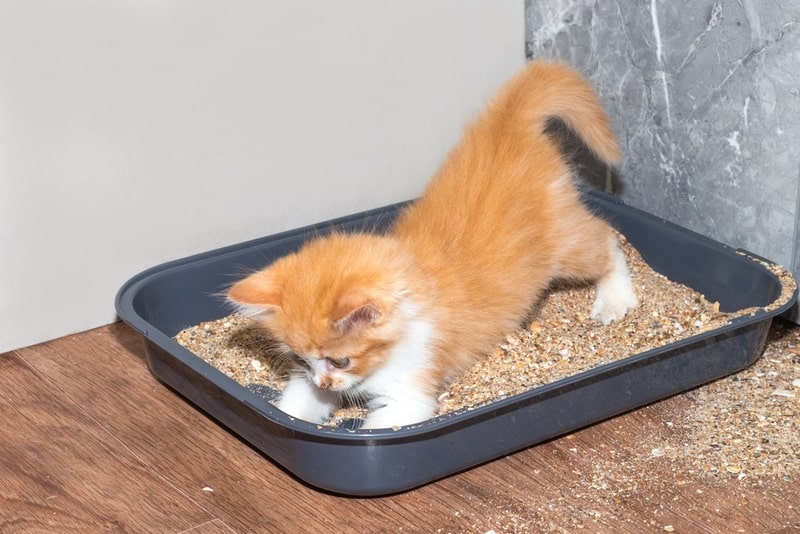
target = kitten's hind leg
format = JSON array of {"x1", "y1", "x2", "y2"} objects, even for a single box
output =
[
  {"x1": 590, "y1": 238, "x2": 638, "y2": 324},
  {"x1": 555, "y1": 215, "x2": 638, "y2": 324}
]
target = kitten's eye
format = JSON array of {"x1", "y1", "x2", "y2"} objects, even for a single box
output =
[
  {"x1": 292, "y1": 354, "x2": 310, "y2": 368},
  {"x1": 326, "y1": 357, "x2": 350, "y2": 369}
]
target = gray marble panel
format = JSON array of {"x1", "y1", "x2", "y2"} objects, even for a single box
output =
[{"x1": 525, "y1": 0, "x2": 800, "y2": 304}]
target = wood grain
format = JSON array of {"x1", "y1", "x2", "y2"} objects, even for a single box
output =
[
  {"x1": 0, "y1": 352, "x2": 218, "y2": 532},
  {"x1": 2, "y1": 321, "x2": 798, "y2": 533}
]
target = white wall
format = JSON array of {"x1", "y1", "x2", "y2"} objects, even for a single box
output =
[{"x1": 0, "y1": 1, "x2": 525, "y2": 353}]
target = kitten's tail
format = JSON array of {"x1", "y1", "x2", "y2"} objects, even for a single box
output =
[{"x1": 503, "y1": 60, "x2": 622, "y2": 166}]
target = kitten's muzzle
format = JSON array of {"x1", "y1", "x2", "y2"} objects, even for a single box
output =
[{"x1": 314, "y1": 374, "x2": 333, "y2": 389}]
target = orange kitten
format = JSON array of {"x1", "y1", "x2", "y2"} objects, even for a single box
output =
[{"x1": 228, "y1": 60, "x2": 637, "y2": 429}]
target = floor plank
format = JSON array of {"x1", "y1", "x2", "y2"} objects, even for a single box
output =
[
  {"x1": 0, "y1": 352, "x2": 215, "y2": 532},
  {"x1": 177, "y1": 519, "x2": 236, "y2": 534},
  {"x1": 3, "y1": 321, "x2": 799, "y2": 533}
]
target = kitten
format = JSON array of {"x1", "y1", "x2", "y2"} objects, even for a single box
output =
[{"x1": 228, "y1": 60, "x2": 638, "y2": 429}]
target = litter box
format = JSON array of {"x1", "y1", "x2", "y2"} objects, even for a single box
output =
[{"x1": 115, "y1": 190, "x2": 797, "y2": 496}]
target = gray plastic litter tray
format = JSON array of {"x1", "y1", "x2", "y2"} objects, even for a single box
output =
[{"x1": 115, "y1": 190, "x2": 796, "y2": 496}]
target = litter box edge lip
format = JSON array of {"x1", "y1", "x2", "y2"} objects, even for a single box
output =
[{"x1": 114, "y1": 190, "x2": 793, "y2": 334}]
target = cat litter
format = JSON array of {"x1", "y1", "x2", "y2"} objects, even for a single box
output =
[
  {"x1": 116, "y1": 190, "x2": 796, "y2": 496},
  {"x1": 173, "y1": 232, "x2": 787, "y2": 421}
]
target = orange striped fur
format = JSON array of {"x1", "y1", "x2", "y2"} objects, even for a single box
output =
[{"x1": 228, "y1": 60, "x2": 637, "y2": 428}]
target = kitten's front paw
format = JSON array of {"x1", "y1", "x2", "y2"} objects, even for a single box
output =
[
  {"x1": 276, "y1": 375, "x2": 338, "y2": 424},
  {"x1": 361, "y1": 395, "x2": 437, "y2": 430}
]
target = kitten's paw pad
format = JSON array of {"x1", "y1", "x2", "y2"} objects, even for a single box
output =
[{"x1": 590, "y1": 288, "x2": 638, "y2": 325}]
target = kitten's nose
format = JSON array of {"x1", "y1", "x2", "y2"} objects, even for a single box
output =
[{"x1": 316, "y1": 375, "x2": 332, "y2": 389}]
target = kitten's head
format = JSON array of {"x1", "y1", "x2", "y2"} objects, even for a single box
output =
[{"x1": 227, "y1": 233, "x2": 413, "y2": 392}]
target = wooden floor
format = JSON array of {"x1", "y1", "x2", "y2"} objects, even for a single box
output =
[{"x1": 2, "y1": 321, "x2": 798, "y2": 533}]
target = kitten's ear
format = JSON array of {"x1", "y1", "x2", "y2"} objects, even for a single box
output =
[
  {"x1": 332, "y1": 292, "x2": 383, "y2": 335},
  {"x1": 227, "y1": 270, "x2": 282, "y2": 315}
]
